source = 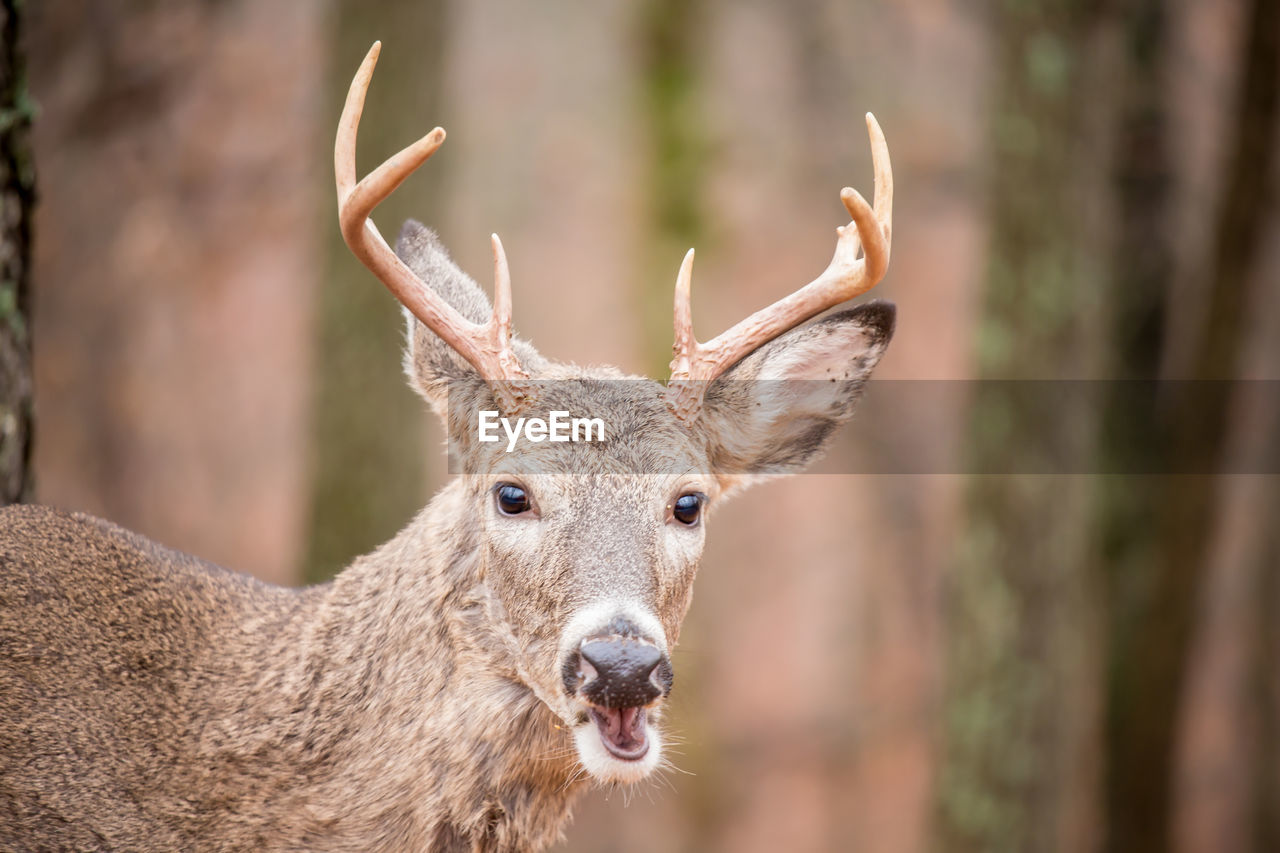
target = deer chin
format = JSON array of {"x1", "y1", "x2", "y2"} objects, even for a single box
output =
[{"x1": 572, "y1": 706, "x2": 662, "y2": 784}]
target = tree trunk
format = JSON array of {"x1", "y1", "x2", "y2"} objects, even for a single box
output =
[
  {"x1": 27, "y1": 0, "x2": 325, "y2": 584},
  {"x1": 1092, "y1": 0, "x2": 1176, "y2": 841},
  {"x1": 1254, "y1": 500, "x2": 1280, "y2": 850},
  {"x1": 302, "y1": 0, "x2": 449, "y2": 582},
  {"x1": 1099, "y1": 0, "x2": 1279, "y2": 847},
  {"x1": 0, "y1": 0, "x2": 34, "y2": 505},
  {"x1": 937, "y1": 4, "x2": 1107, "y2": 851}
]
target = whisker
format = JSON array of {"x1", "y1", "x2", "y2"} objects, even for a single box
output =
[
  {"x1": 558, "y1": 764, "x2": 588, "y2": 794},
  {"x1": 644, "y1": 769, "x2": 677, "y2": 798},
  {"x1": 658, "y1": 756, "x2": 696, "y2": 777}
]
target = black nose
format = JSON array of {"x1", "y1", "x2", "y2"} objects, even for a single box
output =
[{"x1": 564, "y1": 637, "x2": 673, "y2": 708}]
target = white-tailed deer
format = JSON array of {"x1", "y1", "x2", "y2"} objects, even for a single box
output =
[{"x1": 0, "y1": 43, "x2": 894, "y2": 851}]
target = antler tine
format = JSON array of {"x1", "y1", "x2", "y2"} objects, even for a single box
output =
[
  {"x1": 336, "y1": 42, "x2": 532, "y2": 413},
  {"x1": 489, "y1": 233, "x2": 525, "y2": 378},
  {"x1": 670, "y1": 249, "x2": 697, "y2": 377},
  {"x1": 866, "y1": 112, "x2": 893, "y2": 241},
  {"x1": 664, "y1": 112, "x2": 894, "y2": 420}
]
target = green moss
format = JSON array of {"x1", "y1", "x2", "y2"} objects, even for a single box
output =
[
  {"x1": 636, "y1": 0, "x2": 709, "y2": 377},
  {"x1": 936, "y1": 3, "x2": 1100, "y2": 850},
  {"x1": 0, "y1": 278, "x2": 24, "y2": 339}
]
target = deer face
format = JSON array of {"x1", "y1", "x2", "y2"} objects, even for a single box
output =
[
  {"x1": 335, "y1": 42, "x2": 893, "y2": 787},
  {"x1": 477, "y1": 467, "x2": 707, "y2": 783},
  {"x1": 397, "y1": 219, "x2": 894, "y2": 785},
  {"x1": 458, "y1": 383, "x2": 714, "y2": 783}
]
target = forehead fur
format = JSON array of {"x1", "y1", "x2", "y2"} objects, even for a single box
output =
[{"x1": 446, "y1": 365, "x2": 706, "y2": 478}]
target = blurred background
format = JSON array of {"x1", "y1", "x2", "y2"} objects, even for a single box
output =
[{"x1": 3, "y1": 0, "x2": 1278, "y2": 850}]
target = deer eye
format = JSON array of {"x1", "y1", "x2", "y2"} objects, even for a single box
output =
[
  {"x1": 495, "y1": 484, "x2": 532, "y2": 516},
  {"x1": 672, "y1": 493, "x2": 704, "y2": 526}
]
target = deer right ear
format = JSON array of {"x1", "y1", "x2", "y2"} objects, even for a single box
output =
[{"x1": 395, "y1": 221, "x2": 544, "y2": 415}]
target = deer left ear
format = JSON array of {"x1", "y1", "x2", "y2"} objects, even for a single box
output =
[{"x1": 697, "y1": 300, "x2": 894, "y2": 484}]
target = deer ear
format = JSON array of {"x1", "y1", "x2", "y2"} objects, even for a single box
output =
[
  {"x1": 395, "y1": 220, "x2": 544, "y2": 415},
  {"x1": 697, "y1": 300, "x2": 894, "y2": 486}
]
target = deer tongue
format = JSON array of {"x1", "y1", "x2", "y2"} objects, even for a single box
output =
[{"x1": 590, "y1": 706, "x2": 649, "y2": 760}]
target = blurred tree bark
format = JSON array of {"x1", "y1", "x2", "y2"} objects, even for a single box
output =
[
  {"x1": 943, "y1": 0, "x2": 1279, "y2": 848},
  {"x1": 302, "y1": 0, "x2": 448, "y2": 582},
  {"x1": 27, "y1": 0, "x2": 324, "y2": 584},
  {"x1": 0, "y1": 0, "x2": 33, "y2": 505},
  {"x1": 937, "y1": 4, "x2": 1107, "y2": 851},
  {"x1": 1254, "y1": 499, "x2": 1280, "y2": 850},
  {"x1": 1092, "y1": 0, "x2": 1178, "y2": 849},
  {"x1": 636, "y1": 0, "x2": 706, "y2": 376},
  {"x1": 1098, "y1": 0, "x2": 1278, "y2": 848}
]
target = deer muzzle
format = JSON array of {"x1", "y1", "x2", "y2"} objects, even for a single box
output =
[{"x1": 563, "y1": 632, "x2": 673, "y2": 761}]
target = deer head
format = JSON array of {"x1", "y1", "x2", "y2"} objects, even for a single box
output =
[{"x1": 336, "y1": 42, "x2": 894, "y2": 786}]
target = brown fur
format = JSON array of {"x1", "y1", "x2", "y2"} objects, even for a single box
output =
[{"x1": 0, "y1": 221, "x2": 893, "y2": 851}]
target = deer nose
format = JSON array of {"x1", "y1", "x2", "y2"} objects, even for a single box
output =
[{"x1": 570, "y1": 638, "x2": 672, "y2": 708}]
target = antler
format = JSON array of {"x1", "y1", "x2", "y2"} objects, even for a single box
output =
[
  {"x1": 336, "y1": 42, "x2": 532, "y2": 413},
  {"x1": 664, "y1": 113, "x2": 894, "y2": 420}
]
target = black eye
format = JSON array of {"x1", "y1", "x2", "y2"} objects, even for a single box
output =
[
  {"x1": 672, "y1": 493, "x2": 703, "y2": 526},
  {"x1": 495, "y1": 484, "x2": 532, "y2": 516}
]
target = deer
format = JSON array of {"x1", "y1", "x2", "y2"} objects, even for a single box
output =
[{"x1": 0, "y1": 42, "x2": 895, "y2": 852}]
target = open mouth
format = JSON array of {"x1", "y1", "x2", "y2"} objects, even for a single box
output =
[{"x1": 589, "y1": 706, "x2": 649, "y2": 761}]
